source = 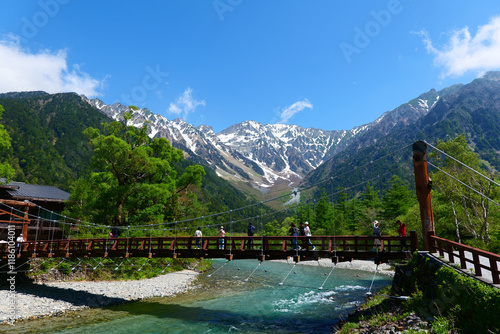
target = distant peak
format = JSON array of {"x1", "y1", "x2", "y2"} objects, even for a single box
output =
[
  {"x1": 0, "y1": 91, "x2": 49, "y2": 99},
  {"x1": 481, "y1": 71, "x2": 500, "y2": 81}
]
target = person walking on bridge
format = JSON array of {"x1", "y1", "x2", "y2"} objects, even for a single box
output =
[
  {"x1": 397, "y1": 220, "x2": 408, "y2": 251},
  {"x1": 372, "y1": 221, "x2": 383, "y2": 251},
  {"x1": 194, "y1": 227, "x2": 202, "y2": 249},
  {"x1": 303, "y1": 222, "x2": 316, "y2": 250},
  {"x1": 246, "y1": 222, "x2": 255, "y2": 250},
  {"x1": 218, "y1": 226, "x2": 226, "y2": 250},
  {"x1": 299, "y1": 222, "x2": 306, "y2": 248},
  {"x1": 289, "y1": 223, "x2": 300, "y2": 250}
]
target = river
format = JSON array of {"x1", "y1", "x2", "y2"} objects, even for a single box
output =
[{"x1": 2, "y1": 259, "x2": 392, "y2": 334}]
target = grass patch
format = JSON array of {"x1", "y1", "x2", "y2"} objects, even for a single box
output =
[{"x1": 26, "y1": 257, "x2": 212, "y2": 281}]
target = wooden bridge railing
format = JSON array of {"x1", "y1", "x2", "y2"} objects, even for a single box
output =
[
  {"x1": 1, "y1": 232, "x2": 417, "y2": 262},
  {"x1": 429, "y1": 232, "x2": 500, "y2": 284}
]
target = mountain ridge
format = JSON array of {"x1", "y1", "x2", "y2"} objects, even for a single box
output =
[
  {"x1": 84, "y1": 97, "x2": 371, "y2": 195},
  {"x1": 2, "y1": 71, "x2": 500, "y2": 202}
]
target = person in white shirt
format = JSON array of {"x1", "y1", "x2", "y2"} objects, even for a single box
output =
[
  {"x1": 303, "y1": 222, "x2": 316, "y2": 250},
  {"x1": 16, "y1": 234, "x2": 25, "y2": 247},
  {"x1": 194, "y1": 227, "x2": 202, "y2": 249}
]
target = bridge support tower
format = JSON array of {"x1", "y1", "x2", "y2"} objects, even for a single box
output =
[{"x1": 413, "y1": 141, "x2": 435, "y2": 251}]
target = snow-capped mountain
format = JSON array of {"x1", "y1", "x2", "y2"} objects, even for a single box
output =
[
  {"x1": 83, "y1": 86, "x2": 444, "y2": 193},
  {"x1": 84, "y1": 97, "x2": 368, "y2": 191}
]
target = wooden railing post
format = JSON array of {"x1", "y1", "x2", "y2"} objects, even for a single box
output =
[
  {"x1": 490, "y1": 257, "x2": 500, "y2": 284},
  {"x1": 427, "y1": 230, "x2": 436, "y2": 253},
  {"x1": 410, "y1": 230, "x2": 418, "y2": 252},
  {"x1": 413, "y1": 141, "x2": 435, "y2": 251}
]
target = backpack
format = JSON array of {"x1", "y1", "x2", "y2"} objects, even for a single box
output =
[
  {"x1": 291, "y1": 227, "x2": 299, "y2": 237},
  {"x1": 299, "y1": 225, "x2": 305, "y2": 236}
]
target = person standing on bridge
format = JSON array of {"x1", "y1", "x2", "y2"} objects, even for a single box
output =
[
  {"x1": 299, "y1": 222, "x2": 306, "y2": 248},
  {"x1": 218, "y1": 226, "x2": 226, "y2": 250},
  {"x1": 372, "y1": 221, "x2": 383, "y2": 251},
  {"x1": 194, "y1": 227, "x2": 202, "y2": 249},
  {"x1": 16, "y1": 233, "x2": 25, "y2": 251},
  {"x1": 303, "y1": 222, "x2": 316, "y2": 250},
  {"x1": 247, "y1": 222, "x2": 255, "y2": 250},
  {"x1": 111, "y1": 226, "x2": 121, "y2": 238},
  {"x1": 289, "y1": 222, "x2": 300, "y2": 250},
  {"x1": 397, "y1": 220, "x2": 408, "y2": 251}
]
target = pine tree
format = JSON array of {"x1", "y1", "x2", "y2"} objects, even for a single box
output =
[
  {"x1": 315, "y1": 189, "x2": 334, "y2": 234},
  {"x1": 361, "y1": 183, "x2": 381, "y2": 222},
  {"x1": 382, "y1": 175, "x2": 415, "y2": 222}
]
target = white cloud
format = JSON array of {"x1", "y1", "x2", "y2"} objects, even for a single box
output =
[
  {"x1": 0, "y1": 39, "x2": 103, "y2": 97},
  {"x1": 168, "y1": 87, "x2": 206, "y2": 119},
  {"x1": 277, "y1": 99, "x2": 313, "y2": 124},
  {"x1": 420, "y1": 15, "x2": 500, "y2": 78}
]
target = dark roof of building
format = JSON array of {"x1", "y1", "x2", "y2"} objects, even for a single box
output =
[{"x1": 0, "y1": 181, "x2": 69, "y2": 202}]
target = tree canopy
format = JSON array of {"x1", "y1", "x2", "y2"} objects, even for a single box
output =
[
  {"x1": 429, "y1": 134, "x2": 500, "y2": 244},
  {"x1": 65, "y1": 109, "x2": 205, "y2": 226},
  {"x1": 0, "y1": 105, "x2": 14, "y2": 182}
]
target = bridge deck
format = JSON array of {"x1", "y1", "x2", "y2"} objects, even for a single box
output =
[{"x1": 1, "y1": 234, "x2": 417, "y2": 263}]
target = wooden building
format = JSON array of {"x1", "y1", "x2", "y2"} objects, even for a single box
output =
[{"x1": 0, "y1": 181, "x2": 69, "y2": 241}]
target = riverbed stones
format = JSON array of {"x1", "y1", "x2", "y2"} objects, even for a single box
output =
[{"x1": 0, "y1": 269, "x2": 199, "y2": 324}]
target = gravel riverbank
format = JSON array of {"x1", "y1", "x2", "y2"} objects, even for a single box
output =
[{"x1": 0, "y1": 269, "x2": 199, "y2": 324}]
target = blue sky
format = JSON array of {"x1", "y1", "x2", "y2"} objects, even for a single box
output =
[{"x1": 1, "y1": 1, "x2": 500, "y2": 133}]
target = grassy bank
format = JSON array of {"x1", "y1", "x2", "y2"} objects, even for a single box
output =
[
  {"x1": 23, "y1": 257, "x2": 212, "y2": 282},
  {"x1": 335, "y1": 254, "x2": 500, "y2": 333}
]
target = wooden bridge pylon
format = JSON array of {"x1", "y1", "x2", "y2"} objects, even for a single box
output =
[{"x1": 413, "y1": 140, "x2": 435, "y2": 251}]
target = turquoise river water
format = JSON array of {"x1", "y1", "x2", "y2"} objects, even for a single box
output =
[{"x1": 2, "y1": 259, "x2": 392, "y2": 334}]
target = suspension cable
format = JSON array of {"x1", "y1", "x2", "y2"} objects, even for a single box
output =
[
  {"x1": 425, "y1": 140, "x2": 500, "y2": 188},
  {"x1": 366, "y1": 264, "x2": 379, "y2": 295},
  {"x1": 244, "y1": 261, "x2": 262, "y2": 282},
  {"x1": 279, "y1": 262, "x2": 297, "y2": 286},
  {"x1": 318, "y1": 264, "x2": 336, "y2": 290},
  {"x1": 428, "y1": 162, "x2": 500, "y2": 207}
]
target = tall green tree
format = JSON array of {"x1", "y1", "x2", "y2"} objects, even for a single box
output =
[
  {"x1": 0, "y1": 105, "x2": 14, "y2": 182},
  {"x1": 315, "y1": 189, "x2": 334, "y2": 234},
  {"x1": 297, "y1": 203, "x2": 314, "y2": 225},
  {"x1": 381, "y1": 175, "x2": 415, "y2": 222},
  {"x1": 430, "y1": 134, "x2": 499, "y2": 244},
  {"x1": 360, "y1": 183, "x2": 382, "y2": 223},
  {"x1": 65, "y1": 109, "x2": 205, "y2": 226}
]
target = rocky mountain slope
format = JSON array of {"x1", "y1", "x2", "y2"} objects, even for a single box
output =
[
  {"x1": 304, "y1": 72, "x2": 500, "y2": 194},
  {"x1": 84, "y1": 81, "x2": 451, "y2": 195}
]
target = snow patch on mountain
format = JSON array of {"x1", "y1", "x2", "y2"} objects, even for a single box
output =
[{"x1": 81, "y1": 96, "x2": 369, "y2": 191}]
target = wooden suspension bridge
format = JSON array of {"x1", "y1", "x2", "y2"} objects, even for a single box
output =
[{"x1": 0, "y1": 233, "x2": 417, "y2": 263}]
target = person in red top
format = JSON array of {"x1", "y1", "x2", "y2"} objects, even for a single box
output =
[{"x1": 397, "y1": 220, "x2": 408, "y2": 251}]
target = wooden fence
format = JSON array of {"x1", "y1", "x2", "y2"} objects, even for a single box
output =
[{"x1": 429, "y1": 232, "x2": 500, "y2": 284}]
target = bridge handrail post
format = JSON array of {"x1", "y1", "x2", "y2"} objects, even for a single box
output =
[
  {"x1": 427, "y1": 230, "x2": 436, "y2": 253},
  {"x1": 459, "y1": 249, "x2": 467, "y2": 269},
  {"x1": 410, "y1": 230, "x2": 418, "y2": 252},
  {"x1": 489, "y1": 257, "x2": 500, "y2": 284},
  {"x1": 473, "y1": 252, "x2": 483, "y2": 277},
  {"x1": 447, "y1": 242, "x2": 454, "y2": 263}
]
